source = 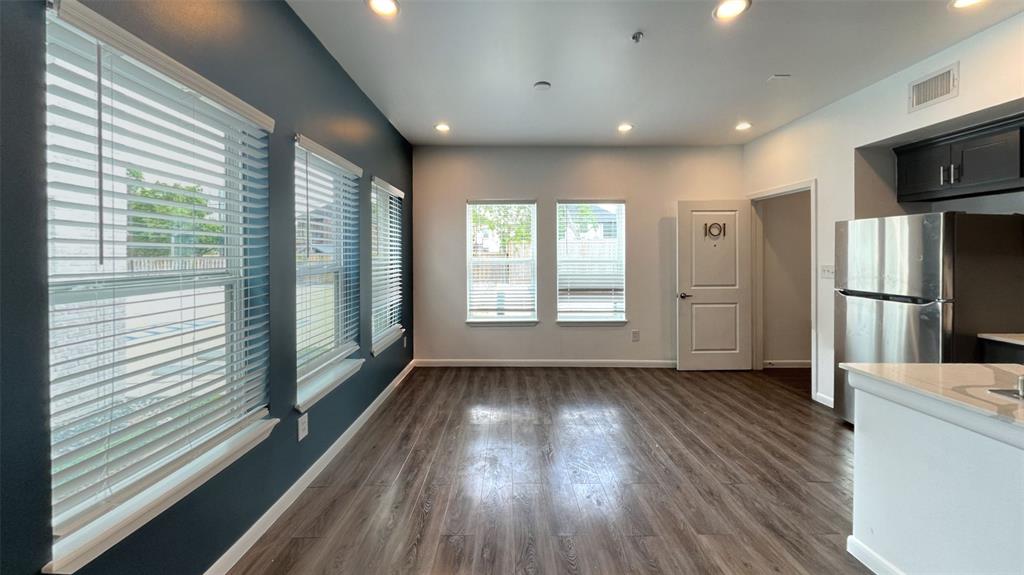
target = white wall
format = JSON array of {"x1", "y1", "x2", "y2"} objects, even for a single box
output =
[
  {"x1": 742, "y1": 13, "x2": 1024, "y2": 404},
  {"x1": 413, "y1": 146, "x2": 743, "y2": 364},
  {"x1": 759, "y1": 191, "x2": 812, "y2": 365}
]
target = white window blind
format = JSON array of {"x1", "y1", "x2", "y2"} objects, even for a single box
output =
[
  {"x1": 466, "y1": 202, "x2": 537, "y2": 321},
  {"x1": 294, "y1": 137, "x2": 361, "y2": 377},
  {"x1": 45, "y1": 13, "x2": 271, "y2": 543},
  {"x1": 370, "y1": 178, "x2": 404, "y2": 354},
  {"x1": 556, "y1": 202, "x2": 626, "y2": 321}
]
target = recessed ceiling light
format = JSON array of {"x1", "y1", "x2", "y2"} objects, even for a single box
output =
[
  {"x1": 368, "y1": 0, "x2": 399, "y2": 18},
  {"x1": 950, "y1": 0, "x2": 984, "y2": 8},
  {"x1": 533, "y1": 81, "x2": 552, "y2": 91},
  {"x1": 617, "y1": 123, "x2": 634, "y2": 134},
  {"x1": 713, "y1": 0, "x2": 751, "y2": 21},
  {"x1": 434, "y1": 122, "x2": 451, "y2": 133},
  {"x1": 735, "y1": 121, "x2": 752, "y2": 131}
]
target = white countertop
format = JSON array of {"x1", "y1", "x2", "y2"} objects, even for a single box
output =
[
  {"x1": 977, "y1": 333, "x2": 1024, "y2": 347},
  {"x1": 843, "y1": 363, "x2": 1024, "y2": 575},
  {"x1": 839, "y1": 363, "x2": 1024, "y2": 428}
]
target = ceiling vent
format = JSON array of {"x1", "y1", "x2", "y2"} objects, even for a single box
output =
[{"x1": 908, "y1": 62, "x2": 959, "y2": 113}]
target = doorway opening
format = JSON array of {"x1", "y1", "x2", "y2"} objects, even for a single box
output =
[{"x1": 750, "y1": 180, "x2": 819, "y2": 402}]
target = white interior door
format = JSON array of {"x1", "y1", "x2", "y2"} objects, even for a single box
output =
[{"x1": 677, "y1": 200, "x2": 752, "y2": 370}]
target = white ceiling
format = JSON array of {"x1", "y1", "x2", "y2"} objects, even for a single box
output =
[{"x1": 288, "y1": 0, "x2": 1024, "y2": 146}]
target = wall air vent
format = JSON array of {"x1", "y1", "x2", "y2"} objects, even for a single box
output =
[{"x1": 908, "y1": 62, "x2": 959, "y2": 113}]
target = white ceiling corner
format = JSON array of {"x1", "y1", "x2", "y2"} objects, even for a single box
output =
[{"x1": 288, "y1": 0, "x2": 1024, "y2": 146}]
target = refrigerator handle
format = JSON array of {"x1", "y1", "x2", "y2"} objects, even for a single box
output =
[{"x1": 836, "y1": 289, "x2": 945, "y2": 306}]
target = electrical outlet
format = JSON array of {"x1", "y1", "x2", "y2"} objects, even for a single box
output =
[
  {"x1": 820, "y1": 264, "x2": 835, "y2": 280},
  {"x1": 631, "y1": 329, "x2": 640, "y2": 343},
  {"x1": 297, "y1": 413, "x2": 309, "y2": 442}
]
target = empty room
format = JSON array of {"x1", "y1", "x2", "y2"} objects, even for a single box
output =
[{"x1": 3, "y1": 1, "x2": 1024, "y2": 574}]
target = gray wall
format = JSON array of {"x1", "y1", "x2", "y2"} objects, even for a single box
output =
[
  {"x1": 0, "y1": 1, "x2": 413, "y2": 574},
  {"x1": 759, "y1": 191, "x2": 813, "y2": 365},
  {"x1": 413, "y1": 145, "x2": 744, "y2": 364}
]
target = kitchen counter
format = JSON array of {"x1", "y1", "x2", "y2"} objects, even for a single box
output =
[
  {"x1": 839, "y1": 363, "x2": 1024, "y2": 430},
  {"x1": 977, "y1": 333, "x2": 1024, "y2": 347},
  {"x1": 838, "y1": 363, "x2": 1023, "y2": 575}
]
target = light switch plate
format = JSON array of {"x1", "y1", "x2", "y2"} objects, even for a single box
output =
[
  {"x1": 297, "y1": 413, "x2": 309, "y2": 441},
  {"x1": 631, "y1": 329, "x2": 640, "y2": 342},
  {"x1": 820, "y1": 264, "x2": 835, "y2": 280}
]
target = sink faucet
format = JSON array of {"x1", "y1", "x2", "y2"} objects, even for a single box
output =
[{"x1": 990, "y1": 374, "x2": 1024, "y2": 400}]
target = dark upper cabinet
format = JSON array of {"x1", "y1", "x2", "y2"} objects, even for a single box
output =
[
  {"x1": 896, "y1": 143, "x2": 950, "y2": 197},
  {"x1": 896, "y1": 115, "x2": 1024, "y2": 202},
  {"x1": 951, "y1": 128, "x2": 1021, "y2": 189}
]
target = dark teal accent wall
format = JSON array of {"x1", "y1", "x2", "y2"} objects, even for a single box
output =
[{"x1": 0, "y1": 1, "x2": 413, "y2": 573}]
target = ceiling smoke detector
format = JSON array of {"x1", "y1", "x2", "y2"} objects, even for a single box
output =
[
  {"x1": 533, "y1": 81, "x2": 552, "y2": 91},
  {"x1": 632, "y1": 31, "x2": 644, "y2": 44}
]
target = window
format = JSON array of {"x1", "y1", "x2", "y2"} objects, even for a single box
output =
[
  {"x1": 45, "y1": 8, "x2": 274, "y2": 571},
  {"x1": 294, "y1": 136, "x2": 363, "y2": 411},
  {"x1": 370, "y1": 177, "x2": 404, "y2": 354},
  {"x1": 466, "y1": 202, "x2": 538, "y2": 322},
  {"x1": 556, "y1": 201, "x2": 627, "y2": 322}
]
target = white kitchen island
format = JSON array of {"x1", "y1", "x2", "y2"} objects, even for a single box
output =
[{"x1": 839, "y1": 363, "x2": 1024, "y2": 575}]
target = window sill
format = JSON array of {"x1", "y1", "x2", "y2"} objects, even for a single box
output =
[
  {"x1": 466, "y1": 318, "x2": 539, "y2": 327},
  {"x1": 556, "y1": 319, "x2": 628, "y2": 326},
  {"x1": 43, "y1": 415, "x2": 279, "y2": 575},
  {"x1": 295, "y1": 357, "x2": 365, "y2": 413},
  {"x1": 372, "y1": 325, "x2": 405, "y2": 356}
]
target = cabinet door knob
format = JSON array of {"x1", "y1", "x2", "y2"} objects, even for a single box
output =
[
  {"x1": 939, "y1": 165, "x2": 946, "y2": 186},
  {"x1": 950, "y1": 163, "x2": 958, "y2": 184}
]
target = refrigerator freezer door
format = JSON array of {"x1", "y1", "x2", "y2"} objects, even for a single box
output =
[
  {"x1": 834, "y1": 292, "x2": 950, "y2": 423},
  {"x1": 835, "y1": 213, "x2": 952, "y2": 301}
]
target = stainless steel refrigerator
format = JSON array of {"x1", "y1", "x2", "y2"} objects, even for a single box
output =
[{"x1": 834, "y1": 212, "x2": 1024, "y2": 423}]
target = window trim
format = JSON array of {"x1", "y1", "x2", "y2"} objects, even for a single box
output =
[
  {"x1": 373, "y1": 176, "x2": 405, "y2": 199},
  {"x1": 295, "y1": 259, "x2": 358, "y2": 377},
  {"x1": 294, "y1": 134, "x2": 363, "y2": 177},
  {"x1": 466, "y1": 319, "x2": 540, "y2": 327},
  {"x1": 370, "y1": 177, "x2": 405, "y2": 350},
  {"x1": 44, "y1": 413, "x2": 279, "y2": 575},
  {"x1": 295, "y1": 355, "x2": 365, "y2": 413},
  {"x1": 52, "y1": 0, "x2": 274, "y2": 132},
  {"x1": 297, "y1": 341, "x2": 360, "y2": 386},
  {"x1": 371, "y1": 325, "x2": 405, "y2": 356},
  {"x1": 465, "y1": 200, "x2": 539, "y2": 323},
  {"x1": 44, "y1": 4, "x2": 275, "y2": 572},
  {"x1": 557, "y1": 315, "x2": 626, "y2": 325},
  {"x1": 555, "y1": 199, "x2": 628, "y2": 323},
  {"x1": 293, "y1": 136, "x2": 362, "y2": 409}
]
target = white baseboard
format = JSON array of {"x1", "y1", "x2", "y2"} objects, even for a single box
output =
[
  {"x1": 413, "y1": 358, "x2": 675, "y2": 368},
  {"x1": 847, "y1": 535, "x2": 904, "y2": 575},
  {"x1": 204, "y1": 360, "x2": 417, "y2": 575},
  {"x1": 762, "y1": 359, "x2": 811, "y2": 368},
  {"x1": 814, "y1": 391, "x2": 835, "y2": 408}
]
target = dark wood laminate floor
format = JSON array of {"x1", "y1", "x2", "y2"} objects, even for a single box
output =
[{"x1": 230, "y1": 367, "x2": 868, "y2": 575}]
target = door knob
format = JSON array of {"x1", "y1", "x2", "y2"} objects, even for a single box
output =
[{"x1": 679, "y1": 291, "x2": 692, "y2": 299}]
